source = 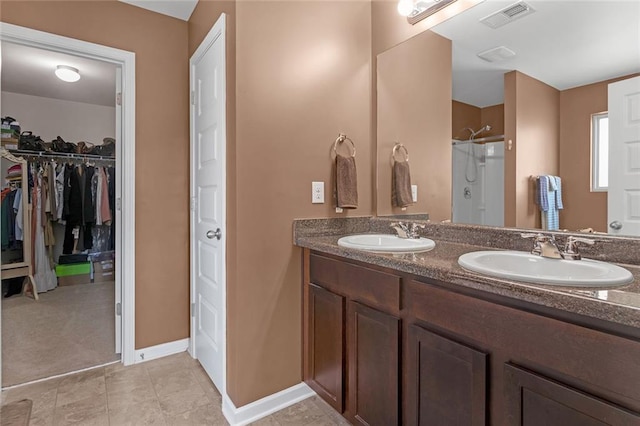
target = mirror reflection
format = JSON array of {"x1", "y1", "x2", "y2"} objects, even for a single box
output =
[{"x1": 376, "y1": 0, "x2": 640, "y2": 237}]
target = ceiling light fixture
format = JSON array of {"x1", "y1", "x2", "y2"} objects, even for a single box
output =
[
  {"x1": 397, "y1": 0, "x2": 458, "y2": 25},
  {"x1": 397, "y1": 0, "x2": 415, "y2": 16},
  {"x1": 55, "y1": 65, "x2": 81, "y2": 83}
]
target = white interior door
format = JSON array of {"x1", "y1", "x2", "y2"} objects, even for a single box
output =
[
  {"x1": 608, "y1": 76, "x2": 640, "y2": 236},
  {"x1": 190, "y1": 14, "x2": 226, "y2": 393}
]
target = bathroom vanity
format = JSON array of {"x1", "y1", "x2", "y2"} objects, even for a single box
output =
[{"x1": 295, "y1": 218, "x2": 640, "y2": 425}]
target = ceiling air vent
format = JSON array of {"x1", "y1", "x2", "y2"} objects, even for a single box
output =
[
  {"x1": 480, "y1": 1, "x2": 536, "y2": 29},
  {"x1": 477, "y1": 46, "x2": 516, "y2": 63}
]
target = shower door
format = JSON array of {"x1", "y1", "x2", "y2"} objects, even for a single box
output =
[{"x1": 452, "y1": 141, "x2": 504, "y2": 226}]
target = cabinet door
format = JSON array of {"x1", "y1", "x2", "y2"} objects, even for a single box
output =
[
  {"x1": 504, "y1": 363, "x2": 640, "y2": 425},
  {"x1": 406, "y1": 325, "x2": 487, "y2": 426},
  {"x1": 347, "y1": 301, "x2": 400, "y2": 426},
  {"x1": 307, "y1": 284, "x2": 345, "y2": 412}
]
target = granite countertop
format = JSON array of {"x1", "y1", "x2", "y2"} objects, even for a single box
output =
[{"x1": 294, "y1": 227, "x2": 640, "y2": 332}]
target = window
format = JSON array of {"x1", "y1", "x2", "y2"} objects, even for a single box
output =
[{"x1": 591, "y1": 112, "x2": 608, "y2": 192}]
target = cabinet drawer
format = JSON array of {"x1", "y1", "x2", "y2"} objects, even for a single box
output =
[{"x1": 310, "y1": 253, "x2": 400, "y2": 312}]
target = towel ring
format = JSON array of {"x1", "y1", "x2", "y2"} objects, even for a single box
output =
[
  {"x1": 392, "y1": 143, "x2": 409, "y2": 162},
  {"x1": 333, "y1": 133, "x2": 356, "y2": 158}
]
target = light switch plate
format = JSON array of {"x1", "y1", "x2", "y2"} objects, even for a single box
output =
[
  {"x1": 411, "y1": 185, "x2": 418, "y2": 202},
  {"x1": 312, "y1": 181, "x2": 324, "y2": 204}
]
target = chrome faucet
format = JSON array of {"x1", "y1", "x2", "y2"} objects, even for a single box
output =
[
  {"x1": 521, "y1": 233, "x2": 595, "y2": 260},
  {"x1": 521, "y1": 233, "x2": 562, "y2": 259},
  {"x1": 391, "y1": 222, "x2": 425, "y2": 239}
]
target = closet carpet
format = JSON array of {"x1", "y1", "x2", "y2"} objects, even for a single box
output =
[{"x1": 2, "y1": 281, "x2": 119, "y2": 387}]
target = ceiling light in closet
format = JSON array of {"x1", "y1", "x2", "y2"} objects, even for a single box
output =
[{"x1": 55, "y1": 65, "x2": 81, "y2": 83}]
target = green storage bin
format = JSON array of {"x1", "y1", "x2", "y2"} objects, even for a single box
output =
[{"x1": 55, "y1": 262, "x2": 91, "y2": 277}]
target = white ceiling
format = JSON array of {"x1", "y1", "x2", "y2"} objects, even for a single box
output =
[
  {"x1": 430, "y1": 0, "x2": 640, "y2": 107},
  {"x1": 4, "y1": 1, "x2": 637, "y2": 110},
  {"x1": 1, "y1": 42, "x2": 117, "y2": 107},
  {"x1": 118, "y1": 0, "x2": 198, "y2": 21},
  {"x1": 1, "y1": 0, "x2": 198, "y2": 108}
]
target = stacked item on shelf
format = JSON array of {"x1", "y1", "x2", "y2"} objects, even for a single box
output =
[
  {"x1": 55, "y1": 251, "x2": 115, "y2": 286},
  {"x1": 1, "y1": 117, "x2": 20, "y2": 149},
  {"x1": 5, "y1": 164, "x2": 22, "y2": 185},
  {"x1": 90, "y1": 251, "x2": 115, "y2": 283},
  {"x1": 56, "y1": 254, "x2": 91, "y2": 286}
]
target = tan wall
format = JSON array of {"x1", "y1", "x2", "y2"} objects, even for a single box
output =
[
  {"x1": 1, "y1": 1, "x2": 190, "y2": 349},
  {"x1": 452, "y1": 101, "x2": 480, "y2": 140},
  {"x1": 377, "y1": 31, "x2": 451, "y2": 219},
  {"x1": 559, "y1": 80, "x2": 608, "y2": 232},
  {"x1": 558, "y1": 74, "x2": 639, "y2": 232},
  {"x1": 452, "y1": 101, "x2": 504, "y2": 140},
  {"x1": 190, "y1": 1, "x2": 373, "y2": 407},
  {"x1": 504, "y1": 72, "x2": 517, "y2": 226},
  {"x1": 481, "y1": 104, "x2": 504, "y2": 136},
  {"x1": 504, "y1": 71, "x2": 559, "y2": 229}
]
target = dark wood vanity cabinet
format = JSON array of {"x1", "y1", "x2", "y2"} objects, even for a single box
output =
[
  {"x1": 348, "y1": 301, "x2": 400, "y2": 426},
  {"x1": 304, "y1": 252, "x2": 401, "y2": 426},
  {"x1": 307, "y1": 283, "x2": 345, "y2": 412},
  {"x1": 405, "y1": 325, "x2": 487, "y2": 426},
  {"x1": 504, "y1": 364, "x2": 639, "y2": 425},
  {"x1": 303, "y1": 249, "x2": 640, "y2": 425}
]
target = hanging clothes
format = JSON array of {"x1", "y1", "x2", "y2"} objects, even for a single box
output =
[
  {"x1": 13, "y1": 188, "x2": 23, "y2": 241},
  {"x1": 55, "y1": 163, "x2": 65, "y2": 222},
  {"x1": 108, "y1": 166, "x2": 115, "y2": 251},
  {"x1": 48, "y1": 162, "x2": 58, "y2": 221},
  {"x1": 32, "y1": 171, "x2": 57, "y2": 293},
  {"x1": 1, "y1": 190, "x2": 18, "y2": 249}
]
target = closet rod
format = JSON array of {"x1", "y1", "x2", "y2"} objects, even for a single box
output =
[{"x1": 7, "y1": 149, "x2": 116, "y2": 164}]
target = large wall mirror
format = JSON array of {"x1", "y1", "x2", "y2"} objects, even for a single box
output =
[{"x1": 376, "y1": 0, "x2": 640, "y2": 237}]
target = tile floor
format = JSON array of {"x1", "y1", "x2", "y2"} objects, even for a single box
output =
[{"x1": 1, "y1": 352, "x2": 350, "y2": 425}]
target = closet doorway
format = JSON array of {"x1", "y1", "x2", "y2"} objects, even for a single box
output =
[{"x1": 0, "y1": 23, "x2": 136, "y2": 388}]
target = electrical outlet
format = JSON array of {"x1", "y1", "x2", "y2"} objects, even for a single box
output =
[
  {"x1": 411, "y1": 185, "x2": 418, "y2": 202},
  {"x1": 312, "y1": 181, "x2": 324, "y2": 204}
]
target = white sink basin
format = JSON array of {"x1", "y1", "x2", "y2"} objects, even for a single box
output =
[
  {"x1": 458, "y1": 250, "x2": 634, "y2": 287},
  {"x1": 338, "y1": 234, "x2": 435, "y2": 254}
]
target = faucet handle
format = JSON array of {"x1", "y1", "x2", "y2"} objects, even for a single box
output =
[
  {"x1": 562, "y1": 236, "x2": 595, "y2": 260},
  {"x1": 408, "y1": 223, "x2": 425, "y2": 239},
  {"x1": 565, "y1": 236, "x2": 595, "y2": 246},
  {"x1": 521, "y1": 232, "x2": 550, "y2": 241}
]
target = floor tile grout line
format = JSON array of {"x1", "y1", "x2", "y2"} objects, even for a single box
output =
[
  {"x1": 2, "y1": 360, "x2": 120, "y2": 392},
  {"x1": 142, "y1": 357, "x2": 168, "y2": 424},
  {"x1": 102, "y1": 368, "x2": 112, "y2": 426}
]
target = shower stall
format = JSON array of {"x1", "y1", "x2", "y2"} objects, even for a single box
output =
[{"x1": 451, "y1": 135, "x2": 505, "y2": 226}]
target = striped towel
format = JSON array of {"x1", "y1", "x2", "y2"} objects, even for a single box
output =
[{"x1": 537, "y1": 175, "x2": 563, "y2": 230}]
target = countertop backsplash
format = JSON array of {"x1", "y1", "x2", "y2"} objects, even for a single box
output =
[{"x1": 294, "y1": 216, "x2": 640, "y2": 267}]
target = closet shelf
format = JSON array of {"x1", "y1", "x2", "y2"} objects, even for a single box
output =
[{"x1": 7, "y1": 149, "x2": 116, "y2": 163}]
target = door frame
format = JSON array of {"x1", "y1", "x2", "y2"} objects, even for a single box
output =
[
  {"x1": 0, "y1": 23, "x2": 137, "y2": 369},
  {"x1": 189, "y1": 12, "x2": 227, "y2": 395}
]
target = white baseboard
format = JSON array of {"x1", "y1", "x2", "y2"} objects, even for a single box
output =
[
  {"x1": 134, "y1": 338, "x2": 189, "y2": 364},
  {"x1": 222, "y1": 382, "x2": 315, "y2": 426}
]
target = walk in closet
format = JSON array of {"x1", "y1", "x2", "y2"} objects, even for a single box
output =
[{"x1": 1, "y1": 41, "x2": 121, "y2": 387}]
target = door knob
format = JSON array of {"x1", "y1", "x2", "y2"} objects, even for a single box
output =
[
  {"x1": 609, "y1": 221, "x2": 622, "y2": 230},
  {"x1": 207, "y1": 228, "x2": 222, "y2": 240}
]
